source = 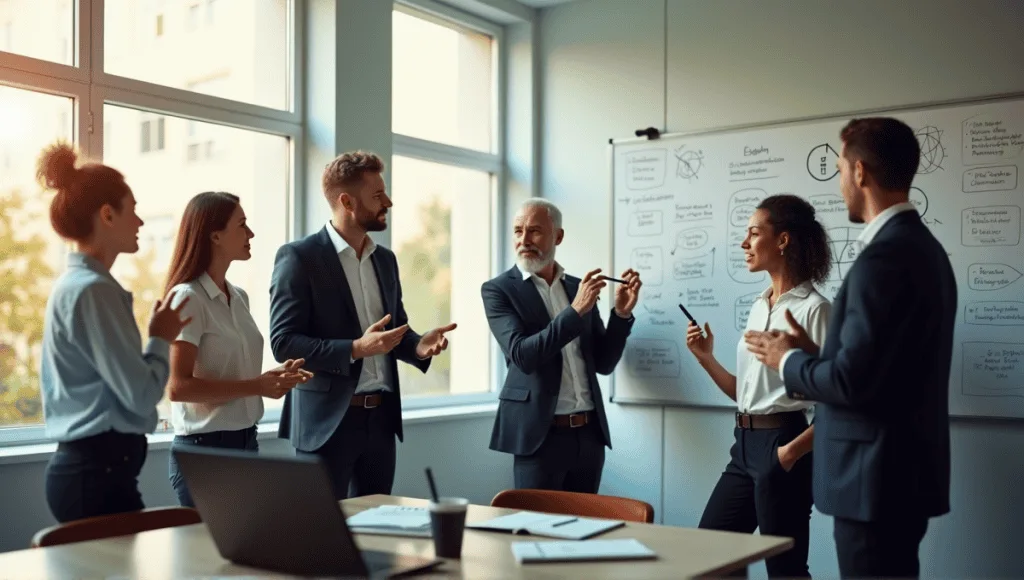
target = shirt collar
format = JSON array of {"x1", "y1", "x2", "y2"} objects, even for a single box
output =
[
  {"x1": 326, "y1": 221, "x2": 376, "y2": 258},
  {"x1": 198, "y1": 272, "x2": 226, "y2": 301},
  {"x1": 757, "y1": 280, "x2": 814, "y2": 304},
  {"x1": 67, "y1": 252, "x2": 123, "y2": 289},
  {"x1": 521, "y1": 262, "x2": 565, "y2": 282},
  {"x1": 856, "y1": 201, "x2": 917, "y2": 247}
]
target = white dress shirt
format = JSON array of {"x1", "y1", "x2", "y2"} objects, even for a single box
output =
[
  {"x1": 325, "y1": 222, "x2": 393, "y2": 394},
  {"x1": 737, "y1": 281, "x2": 830, "y2": 415},
  {"x1": 169, "y1": 274, "x2": 265, "y2": 435},
  {"x1": 779, "y1": 201, "x2": 917, "y2": 373},
  {"x1": 523, "y1": 264, "x2": 594, "y2": 414}
]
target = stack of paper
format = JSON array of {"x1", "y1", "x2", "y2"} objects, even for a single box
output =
[
  {"x1": 511, "y1": 538, "x2": 657, "y2": 563},
  {"x1": 346, "y1": 505, "x2": 432, "y2": 537},
  {"x1": 467, "y1": 511, "x2": 625, "y2": 540}
]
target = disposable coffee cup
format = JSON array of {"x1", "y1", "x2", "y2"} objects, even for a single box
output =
[{"x1": 429, "y1": 497, "x2": 469, "y2": 559}]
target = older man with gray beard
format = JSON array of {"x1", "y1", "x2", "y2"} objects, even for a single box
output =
[{"x1": 480, "y1": 199, "x2": 641, "y2": 492}]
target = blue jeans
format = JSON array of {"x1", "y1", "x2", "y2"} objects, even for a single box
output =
[{"x1": 168, "y1": 425, "x2": 258, "y2": 507}]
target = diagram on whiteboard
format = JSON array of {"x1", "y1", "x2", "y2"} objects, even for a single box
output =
[
  {"x1": 611, "y1": 96, "x2": 1024, "y2": 418},
  {"x1": 726, "y1": 189, "x2": 767, "y2": 284},
  {"x1": 673, "y1": 144, "x2": 705, "y2": 181},
  {"x1": 915, "y1": 125, "x2": 946, "y2": 174},
  {"x1": 806, "y1": 143, "x2": 840, "y2": 181}
]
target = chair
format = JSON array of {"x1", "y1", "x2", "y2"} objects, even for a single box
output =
[
  {"x1": 490, "y1": 489, "x2": 655, "y2": 523},
  {"x1": 31, "y1": 507, "x2": 202, "y2": 548}
]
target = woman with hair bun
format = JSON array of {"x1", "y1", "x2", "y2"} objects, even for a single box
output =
[
  {"x1": 683, "y1": 194, "x2": 833, "y2": 578},
  {"x1": 36, "y1": 141, "x2": 190, "y2": 523}
]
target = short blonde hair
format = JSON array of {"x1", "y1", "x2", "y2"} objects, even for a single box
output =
[{"x1": 322, "y1": 151, "x2": 384, "y2": 206}]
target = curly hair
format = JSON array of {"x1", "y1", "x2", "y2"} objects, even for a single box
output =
[{"x1": 757, "y1": 194, "x2": 832, "y2": 285}]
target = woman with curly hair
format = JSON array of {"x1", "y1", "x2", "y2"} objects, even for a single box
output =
[{"x1": 684, "y1": 194, "x2": 832, "y2": 578}]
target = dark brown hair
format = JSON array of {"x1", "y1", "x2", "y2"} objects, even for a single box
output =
[
  {"x1": 757, "y1": 194, "x2": 832, "y2": 285},
  {"x1": 321, "y1": 151, "x2": 384, "y2": 207},
  {"x1": 840, "y1": 117, "x2": 920, "y2": 192},
  {"x1": 163, "y1": 191, "x2": 241, "y2": 295},
  {"x1": 36, "y1": 141, "x2": 130, "y2": 242}
]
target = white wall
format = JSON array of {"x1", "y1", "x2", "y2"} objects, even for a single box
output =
[{"x1": 540, "y1": 0, "x2": 1024, "y2": 578}]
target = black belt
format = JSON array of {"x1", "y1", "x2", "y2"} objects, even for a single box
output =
[{"x1": 735, "y1": 411, "x2": 806, "y2": 430}]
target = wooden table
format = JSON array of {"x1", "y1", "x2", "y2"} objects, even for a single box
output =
[{"x1": 0, "y1": 495, "x2": 792, "y2": 578}]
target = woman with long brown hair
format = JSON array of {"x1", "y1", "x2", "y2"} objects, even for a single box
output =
[
  {"x1": 163, "y1": 191, "x2": 309, "y2": 507},
  {"x1": 36, "y1": 141, "x2": 191, "y2": 523}
]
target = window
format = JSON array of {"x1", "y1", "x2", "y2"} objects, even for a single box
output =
[
  {"x1": 0, "y1": 85, "x2": 73, "y2": 430},
  {"x1": 390, "y1": 4, "x2": 502, "y2": 403},
  {"x1": 105, "y1": 0, "x2": 291, "y2": 110},
  {"x1": 0, "y1": 1, "x2": 300, "y2": 443},
  {"x1": 392, "y1": 6, "x2": 495, "y2": 152},
  {"x1": 139, "y1": 115, "x2": 166, "y2": 153},
  {"x1": 391, "y1": 157, "x2": 494, "y2": 397},
  {"x1": 0, "y1": 0, "x2": 75, "y2": 65},
  {"x1": 105, "y1": 106, "x2": 291, "y2": 426}
]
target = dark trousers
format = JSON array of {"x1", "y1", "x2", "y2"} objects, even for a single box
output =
[
  {"x1": 168, "y1": 425, "x2": 259, "y2": 507},
  {"x1": 513, "y1": 421, "x2": 606, "y2": 493},
  {"x1": 699, "y1": 417, "x2": 813, "y2": 578},
  {"x1": 44, "y1": 431, "x2": 148, "y2": 523},
  {"x1": 299, "y1": 403, "x2": 396, "y2": 501},
  {"x1": 833, "y1": 515, "x2": 929, "y2": 578}
]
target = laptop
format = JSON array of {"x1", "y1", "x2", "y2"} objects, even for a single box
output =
[{"x1": 172, "y1": 446, "x2": 443, "y2": 578}]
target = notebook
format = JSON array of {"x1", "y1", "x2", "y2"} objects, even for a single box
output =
[
  {"x1": 345, "y1": 505, "x2": 432, "y2": 538},
  {"x1": 466, "y1": 511, "x2": 625, "y2": 540},
  {"x1": 511, "y1": 538, "x2": 656, "y2": 563}
]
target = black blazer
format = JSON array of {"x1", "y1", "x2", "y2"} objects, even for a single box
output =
[
  {"x1": 783, "y1": 210, "x2": 956, "y2": 522},
  {"x1": 481, "y1": 265, "x2": 634, "y2": 456},
  {"x1": 269, "y1": 227, "x2": 429, "y2": 452}
]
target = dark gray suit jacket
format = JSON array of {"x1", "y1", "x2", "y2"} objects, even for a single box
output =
[
  {"x1": 783, "y1": 210, "x2": 956, "y2": 522},
  {"x1": 269, "y1": 227, "x2": 429, "y2": 452},
  {"x1": 481, "y1": 265, "x2": 634, "y2": 456}
]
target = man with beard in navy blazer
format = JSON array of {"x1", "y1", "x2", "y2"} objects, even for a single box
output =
[
  {"x1": 481, "y1": 199, "x2": 641, "y2": 493},
  {"x1": 270, "y1": 151, "x2": 456, "y2": 500}
]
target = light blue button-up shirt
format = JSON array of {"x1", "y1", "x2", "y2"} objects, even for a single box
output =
[{"x1": 40, "y1": 253, "x2": 170, "y2": 441}]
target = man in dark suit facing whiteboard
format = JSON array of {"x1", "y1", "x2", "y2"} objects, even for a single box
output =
[{"x1": 746, "y1": 117, "x2": 957, "y2": 578}]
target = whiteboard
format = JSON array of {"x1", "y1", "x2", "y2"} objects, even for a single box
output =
[{"x1": 610, "y1": 96, "x2": 1024, "y2": 419}]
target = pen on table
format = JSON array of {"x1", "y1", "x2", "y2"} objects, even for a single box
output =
[{"x1": 551, "y1": 517, "x2": 578, "y2": 527}]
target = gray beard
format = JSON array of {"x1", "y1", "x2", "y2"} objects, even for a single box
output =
[{"x1": 516, "y1": 249, "x2": 554, "y2": 274}]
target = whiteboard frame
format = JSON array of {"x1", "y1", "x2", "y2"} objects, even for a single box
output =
[{"x1": 607, "y1": 90, "x2": 1024, "y2": 417}]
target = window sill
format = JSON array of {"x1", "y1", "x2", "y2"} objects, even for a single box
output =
[{"x1": 0, "y1": 402, "x2": 497, "y2": 466}]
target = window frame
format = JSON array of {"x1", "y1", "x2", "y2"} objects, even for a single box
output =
[
  {"x1": 391, "y1": 0, "x2": 506, "y2": 411},
  {"x1": 0, "y1": 0, "x2": 305, "y2": 446}
]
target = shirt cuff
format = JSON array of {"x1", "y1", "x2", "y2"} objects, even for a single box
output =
[
  {"x1": 779, "y1": 348, "x2": 801, "y2": 376},
  {"x1": 144, "y1": 337, "x2": 170, "y2": 361}
]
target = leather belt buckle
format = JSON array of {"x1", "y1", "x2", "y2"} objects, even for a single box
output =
[
  {"x1": 736, "y1": 412, "x2": 753, "y2": 429},
  {"x1": 363, "y1": 393, "x2": 381, "y2": 409},
  {"x1": 568, "y1": 413, "x2": 587, "y2": 428}
]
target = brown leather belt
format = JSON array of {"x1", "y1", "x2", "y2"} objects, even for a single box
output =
[
  {"x1": 553, "y1": 411, "x2": 594, "y2": 428},
  {"x1": 350, "y1": 392, "x2": 384, "y2": 409},
  {"x1": 735, "y1": 411, "x2": 805, "y2": 430}
]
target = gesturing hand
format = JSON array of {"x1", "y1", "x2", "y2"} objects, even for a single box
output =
[
  {"x1": 353, "y1": 314, "x2": 409, "y2": 359},
  {"x1": 149, "y1": 294, "x2": 193, "y2": 342},
  {"x1": 571, "y1": 268, "x2": 607, "y2": 316},
  {"x1": 610, "y1": 269, "x2": 642, "y2": 317},
  {"x1": 416, "y1": 322, "x2": 457, "y2": 359},
  {"x1": 685, "y1": 321, "x2": 714, "y2": 362}
]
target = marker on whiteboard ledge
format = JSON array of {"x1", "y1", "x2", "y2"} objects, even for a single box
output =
[
  {"x1": 635, "y1": 127, "x2": 661, "y2": 140},
  {"x1": 678, "y1": 303, "x2": 704, "y2": 335}
]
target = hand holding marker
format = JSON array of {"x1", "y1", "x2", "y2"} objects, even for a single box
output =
[{"x1": 678, "y1": 303, "x2": 704, "y2": 337}]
